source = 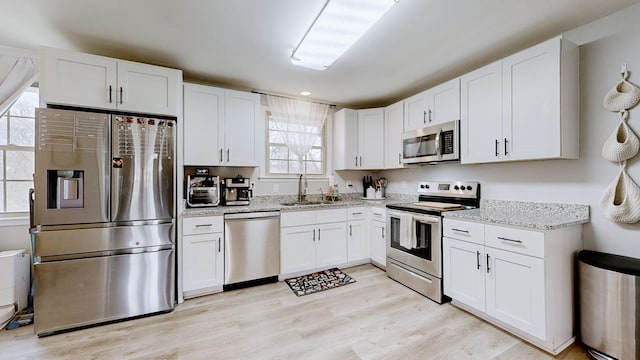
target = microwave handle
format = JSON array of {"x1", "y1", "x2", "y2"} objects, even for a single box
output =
[{"x1": 435, "y1": 128, "x2": 442, "y2": 159}]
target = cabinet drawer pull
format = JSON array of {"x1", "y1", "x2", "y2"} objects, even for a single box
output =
[
  {"x1": 195, "y1": 224, "x2": 213, "y2": 228},
  {"x1": 451, "y1": 228, "x2": 469, "y2": 234},
  {"x1": 497, "y1": 236, "x2": 523, "y2": 244},
  {"x1": 476, "y1": 251, "x2": 481, "y2": 270},
  {"x1": 351, "y1": 212, "x2": 363, "y2": 215},
  {"x1": 373, "y1": 212, "x2": 382, "y2": 216},
  {"x1": 486, "y1": 254, "x2": 491, "y2": 273}
]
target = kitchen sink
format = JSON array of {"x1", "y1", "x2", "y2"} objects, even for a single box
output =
[{"x1": 280, "y1": 201, "x2": 328, "y2": 206}]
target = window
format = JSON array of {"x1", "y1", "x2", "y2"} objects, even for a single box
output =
[
  {"x1": 0, "y1": 86, "x2": 37, "y2": 213},
  {"x1": 267, "y1": 111, "x2": 325, "y2": 175}
]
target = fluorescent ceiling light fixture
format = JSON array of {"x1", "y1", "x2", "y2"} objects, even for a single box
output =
[{"x1": 291, "y1": 0, "x2": 397, "y2": 71}]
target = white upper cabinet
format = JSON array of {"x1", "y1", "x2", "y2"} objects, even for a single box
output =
[
  {"x1": 183, "y1": 83, "x2": 224, "y2": 165},
  {"x1": 403, "y1": 78, "x2": 460, "y2": 131},
  {"x1": 461, "y1": 61, "x2": 504, "y2": 164},
  {"x1": 383, "y1": 100, "x2": 405, "y2": 169},
  {"x1": 42, "y1": 48, "x2": 181, "y2": 116},
  {"x1": 223, "y1": 89, "x2": 261, "y2": 166},
  {"x1": 461, "y1": 37, "x2": 579, "y2": 164},
  {"x1": 404, "y1": 90, "x2": 429, "y2": 131},
  {"x1": 183, "y1": 84, "x2": 260, "y2": 166},
  {"x1": 333, "y1": 108, "x2": 384, "y2": 170},
  {"x1": 357, "y1": 108, "x2": 385, "y2": 169},
  {"x1": 333, "y1": 109, "x2": 359, "y2": 170}
]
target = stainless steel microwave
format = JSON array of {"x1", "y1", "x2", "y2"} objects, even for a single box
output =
[{"x1": 402, "y1": 120, "x2": 459, "y2": 164}]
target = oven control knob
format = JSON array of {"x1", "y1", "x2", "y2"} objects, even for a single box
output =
[
  {"x1": 425, "y1": 184, "x2": 429, "y2": 189},
  {"x1": 466, "y1": 186, "x2": 473, "y2": 191},
  {"x1": 454, "y1": 185, "x2": 460, "y2": 190},
  {"x1": 420, "y1": 184, "x2": 425, "y2": 189}
]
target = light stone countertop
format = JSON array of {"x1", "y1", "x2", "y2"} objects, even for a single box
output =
[
  {"x1": 443, "y1": 199, "x2": 590, "y2": 230},
  {"x1": 182, "y1": 193, "x2": 416, "y2": 217}
]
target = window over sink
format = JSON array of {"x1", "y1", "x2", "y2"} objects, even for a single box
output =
[{"x1": 266, "y1": 110, "x2": 325, "y2": 175}]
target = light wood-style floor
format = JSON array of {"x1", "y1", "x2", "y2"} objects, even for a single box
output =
[{"x1": 0, "y1": 264, "x2": 590, "y2": 360}]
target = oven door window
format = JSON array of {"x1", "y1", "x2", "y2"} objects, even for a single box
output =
[{"x1": 390, "y1": 217, "x2": 434, "y2": 260}]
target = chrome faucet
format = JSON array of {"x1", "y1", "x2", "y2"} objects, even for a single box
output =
[{"x1": 298, "y1": 173, "x2": 307, "y2": 202}]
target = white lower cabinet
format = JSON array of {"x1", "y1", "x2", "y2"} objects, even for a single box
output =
[
  {"x1": 443, "y1": 218, "x2": 582, "y2": 355},
  {"x1": 368, "y1": 207, "x2": 386, "y2": 267},
  {"x1": 280, "y1": 208, "x2": 347, "y2": 276},
  {"x1": 347, "y1": 207, "x2": 368, "y2": 263},
  {"x1": 182, "y1": 216, "x2": 224, "y2": 298}
]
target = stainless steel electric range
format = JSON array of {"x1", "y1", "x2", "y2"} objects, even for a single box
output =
[{"x1": 386, "y1": 181, "x2": 480, "y2": 303}]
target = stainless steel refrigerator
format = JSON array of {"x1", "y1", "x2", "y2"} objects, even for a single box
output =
[{"x1": 31, "y1": 108, "x2": 176, "y2": 336}]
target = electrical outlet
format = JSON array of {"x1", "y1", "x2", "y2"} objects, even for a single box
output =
[
  {"x1": 273, "y1": 184, "x2": 279, "y2": 193},
  {"x1": 346, "y1": 180, "x2": 352, "y2": 187},
  {"x1": 402, "y1": 180, "x2": 407, "y2": 189}
]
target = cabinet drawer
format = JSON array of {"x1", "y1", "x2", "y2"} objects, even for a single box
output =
[
  {"x1": 281, "y1": 210, "x2": 315, "y2": 227},
  {"x1": 485, "y1": 225, "x2": 544, "y2": 258},
  {"x1": 183, "y1": 216, "x2": 224, "y2": 235},
  {"x1": 347, "y1": 207, "x2": 366, "y2": 221},
  {"x1": 315, "y1": 208, "x2": 346, "y2": 224},
  {"x1": 443, "y1": 218, "x2": 484, "y2": 245},
  {"x1": 369, "y1": 207, "x2": 386, "y2": 222}
]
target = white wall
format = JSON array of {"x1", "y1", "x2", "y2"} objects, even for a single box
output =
[{"x1": 337, "y1": 3, "x2": 640, "y2": 258}]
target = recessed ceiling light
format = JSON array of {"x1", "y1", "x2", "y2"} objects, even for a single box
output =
[{"x1": 300, "y1": 91, "x2": 311, "y2": 96}]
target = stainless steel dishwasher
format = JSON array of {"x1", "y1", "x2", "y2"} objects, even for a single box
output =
[{"x1": 223, "y1": 211, "x2": 280, "y2": 288}]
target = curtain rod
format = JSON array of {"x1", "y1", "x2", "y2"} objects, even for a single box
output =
[{"x1": 251, "y1": 90, "x2": 337, "y2": 107}]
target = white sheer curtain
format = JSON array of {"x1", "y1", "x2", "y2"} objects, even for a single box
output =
[
  {"x1": 0, "y1": 52, "x2": 39, "y2": 117},
  {"x1": 266, "y1": 95, "x2": 329, "y2": 174}
]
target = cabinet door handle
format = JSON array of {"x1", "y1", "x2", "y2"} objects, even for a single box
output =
[
  {"x1": 355, "y1": 156, "x2": 358, "y2": 167},
  {"x1": 359, "y1": 156, "x2": 362, "y2": 167},
  {"x1": 227, "y1": 149, "x2": 230, "y2": 162},
  {"x1": 423, "y1": 110, "x2": 427, "y2": 124},
  {"x1": 382, "y1": 227, "x2": 385, "y2": 239},
  {"x1": 373, "y1": 212, "x2": 382, "y2": 216},
  {"x1": 109, "y1": 85, "x2": 113, "y2": 103},
  {"x1": 497, "y1": 236, "x2": 523, "y2": 244},
  {"x1": 219, "y1": 149, "x2": 223, "y2": 163},
  {"x1": 318, "y1": 228, "x2": 321, "y2": 241},
  {"x1": 495, "y1": 139, "x2": 499, "y2": 157},
  {"x1": 398, "y1": 153, "x2": 402, "y2": 164},
  {"x1": 119, "y1": 87, "x2": 123, "y2": 104},
  {"x1": 349, "y1": 225, "x2": 352, "y2": 236},
  {"x1": 218, "y1": 237, "x2": 221, "y2": 253},
  {"x1": 476, "y1": 251, "x2": 481, "y2": 270},
  {"x1": 504, "y1": 138, "x2": 509, "y2": 156},
  {"x1": 428, "y1": 108, "x2": 432, "y2": 122},
  {"x1": 451, "y1": 228, "x2": 469, "y2": 234},
  {"x1": 195, "y1": 224, "x2": 213, "y2": 228},
  {"x1": 313, "y1": 229, "x2": 316, "y2": 241},
  {"x1": 486, "y1": 254, "x2": 491, "y2": 273},
  {"x1": 351, "y1": 212, "x2": 363, "y2": 215}
]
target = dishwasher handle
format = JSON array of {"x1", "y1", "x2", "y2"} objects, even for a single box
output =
[{"x1": 224, "y1": 211, "x2": 280, "y2": 220}]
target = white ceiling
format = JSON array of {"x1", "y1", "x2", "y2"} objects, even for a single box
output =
[{"x1": 2, "y1": 0, "x2": 639, "y2": 108}]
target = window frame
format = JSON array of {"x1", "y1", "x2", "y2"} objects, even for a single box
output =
[
  {"x1": 0, "y1": 85, "x2": 38, "y2": 215},
  {"x1": 265, "y1": 110, "x2": 326, "y2": 177}
]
